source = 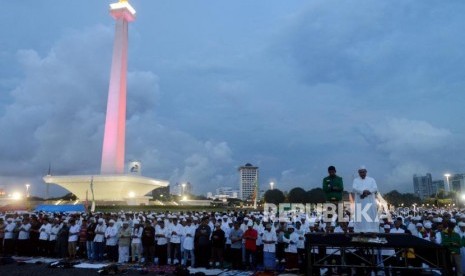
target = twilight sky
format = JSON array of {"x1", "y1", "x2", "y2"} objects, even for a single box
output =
[{"x1": 1, "y1": 0, "x2": 465, "y2": 197}]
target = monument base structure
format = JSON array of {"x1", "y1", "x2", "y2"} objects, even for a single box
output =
[{"x1": 43, "y1": 174, "x2": 168, "y2": 205}]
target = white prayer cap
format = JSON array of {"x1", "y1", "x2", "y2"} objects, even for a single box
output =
[
  {"x1": 460, "y1": 214, "x2": 465, "y2": 219},
  {"x1": 7, "y1": 218, "x2": 13, "y2": 222},
  {"x1": 380, "y1": 214, "x2": 387, "y2": 219},
  {"x1": 109, "y1": 219, "x2": 115, "y2": 223},
  {"x1": 451, "y1": 219, "x2": 457, "y2": 224},
  {"x1": 424, "y1": 222, "x2": 432, "y2": 229},
  {"x1": 247, "y1": 221, "x2": 253, "y2": 227},
  {"x1": 123, "y1": 221, "x2": 129, "y2": 225},
  {"x1": 416, "y1": 223, "x2": 423, "y2": 227},
  {"x1": 358, "y1": 165, "x2": 367, "y2": 171},
  {"x1": 459, "y1": 222, "x2": 465, "y2": 227},
  {"x1": 384, "y1": 224, "x2": 391, "y2": 229},
  {"x1": 287, "y1": 225, "x2": 294, "y2": 230}
]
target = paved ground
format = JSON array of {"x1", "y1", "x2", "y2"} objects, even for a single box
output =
[{"x1": 0, "y1": 258, "x2": 274, "y2": 276}]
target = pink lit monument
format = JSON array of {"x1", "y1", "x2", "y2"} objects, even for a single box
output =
[
  {"x1": 44, "y1": 0, "x2": 168, "y2": 205},
  {"x1": 101, "y1": 0, "x2": 135, "y2": 175}
]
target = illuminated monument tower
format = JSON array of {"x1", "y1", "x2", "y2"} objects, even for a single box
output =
[
  {"x1": 101, "y1": 0, "x2": 135, "y2": 175},
  {"x1": 44, "y1": 0, "x2": 168, "y2": 205}
]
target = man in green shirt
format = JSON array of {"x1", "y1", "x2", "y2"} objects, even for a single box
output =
[
  {"x1": 322, "y1": 166, "x2": 344, "y2": 202},
  {"x1": 322, "y1": 166, "x2": 344, "y2": 221},
  {"x1": 442, "y1": 221, "x2": 462, "y2": 275}
]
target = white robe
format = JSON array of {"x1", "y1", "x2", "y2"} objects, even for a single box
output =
[{"x1": 353, "y1": 176, "x2": 379, "y2": 233}]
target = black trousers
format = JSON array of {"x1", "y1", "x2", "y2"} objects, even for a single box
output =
[
  {"x1": 17, "y1": 239, "x2": 29, "y2": 256},
  {"x1": 231, "y1": 248, "x2": 242, "y2": 269},
  {"x1": 195, "y1": 244, "x2": 211, "y2": 268},
  {"x1": 157, "y1": 244, "x2": 168, "y2": 265},
  {"x1": 169, "y1": 243, "x2": 181, "y2": 264},
  {"x1": 3, "y1": 239, "x2": 14, "y2": 256},
  {"x1": 106, "y1": 245, "x2": 118, "y2": 262}
]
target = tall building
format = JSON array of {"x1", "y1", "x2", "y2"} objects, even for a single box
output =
[
  {"x1": 413, "y1": 173, "x2": 433, "y2": 199},
  {"x1": 449, "y1": 174, "x2": 465, "y2": 193},
  {"x1": 170, "y1": 182, "x2": 193, "y2": 196},
  {"x1": 238, "y1": 163, "x2": 259, "y2": 201},
  {"x1": 432, "y1": 180, "x2": 444, "y2": 194}
]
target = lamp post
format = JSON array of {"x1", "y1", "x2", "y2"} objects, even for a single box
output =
[
  {"x1": 182, "y1": 183, "x2": 186, "y2": 197},
  {"x1": 270, "y1": 182, "x2": 274, "y2": 190},
  {"x1": 25, "y1": 184, "x2": 30, "y2": 198},
  {"x1": 444, "y1": 173, "x2": 451, "y2": 194}
]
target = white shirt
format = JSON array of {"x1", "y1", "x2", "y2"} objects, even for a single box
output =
[
  {"x1": 183, "y1": 224, "x2": 196, "y2": 250},
  {"x1": 294, "y1": 227, "x2": 306, "y2": 249},
  {"x1": 105, "y1": 225, "x2": 118, "y2": 246},
  {"x1": 169, "y1": 223, "x2": 184, "y2": 243},
  {"x1": 18, "y1": 223, "x2": 31, "y2": 240},
  {"x1": 131, "y1": 226, "x2": 143, "y2": 244},
  {"x1": 283, "y1": 232, "x2": 299, "y2": 253},
  {"x1": 39, "y1": 223, "x2": 52, "y2": 240},
  {"x1": 262, "y1": 230, "x2": 277, "y2": 253},
  {"x1": 94, "y1": 224, "x2": 107, "y2": 243},
  {"x1": 50, "y1": 224, "x2": 61, "y2": 241},
  {"x1": 68, "y1": 224, "x2": 80, "y2": 242},
  {"x1": 4, "y1": 222, "x2": 16, "y2": 239},
  {"x1": 155, "y1": 225, "x2": 169, "y2": 245}
]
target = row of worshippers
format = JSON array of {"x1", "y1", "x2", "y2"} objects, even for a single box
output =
[
  {"x1": 0, "y1": 210, "x2": 353, "y2": 271},
  {"x1": 2, "y1": 208, "x2": 465, "y2": 272},
  {"x1": 377, "y1": 211, "x2": 465, "y2": 276}
]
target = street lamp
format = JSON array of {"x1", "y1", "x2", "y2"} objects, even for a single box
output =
[
  {"x1": 181, "y1": 183, "x2": 186, "y2": 196},
  {"x1": 444, "y1": 173, "x2": 451, "y2": 193},
  {"x1": 270, "y1": 182, "x2": 274, "y2": 190},
  {"x1": 25, "y1": 184, "x2": 30, "y2": 198}
]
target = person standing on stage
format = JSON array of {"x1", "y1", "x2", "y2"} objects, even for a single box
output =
[
  {"x1": 322, "y1": 166, "x2": 344, "y2": 221},
  {"x1": 352, "y1": 166, "x2": 379, "y2": 233}
]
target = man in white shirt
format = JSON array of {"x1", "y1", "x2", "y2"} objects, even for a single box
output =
[
  {"x1": 155, "y1": 220, "x2": 169, "y2": 265},
  {"x1": 182, "y1": 218, "x2": 196, "y2": 267},
  {"x1": 283, "y1": 225, "x2": 299, "y2": 269},
  {"x1": 93, "y1": 218, "x2": 107, "y2": 262},
  {"x1": 39, "y1": 218, "x2": 52, "y2": 256},
  {"x1": 3, "y1": 218, "x2": 16, "y2": 256},
  {"x1": 49, "y1": 218, "x2": 61, "y2": 257},
  {"x1": 68, "y1": 219, "x2": 80, "y2": 260},
  {"x1": 169, "y1": 217, "x2": 183, "y2": 265},
  {"x1": 131, "y1": 220, "x2": 143, "y2": 263},
  {"x1": 262, "y1": 223, "x2": 277, "y2": 270},
  {"x1": 18, "y1": 218, "x2": 31, "y2": 256},
  {"x1": 105, "y1": 219, "x2": 119, "y2": 262},
  {"x1": 353, "y1": 166, "x2": 379, "y2": 233}
]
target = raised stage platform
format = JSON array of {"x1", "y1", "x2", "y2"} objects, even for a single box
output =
[{"x1": 305, "y1": 233, "x2": 449, "y2": 275}]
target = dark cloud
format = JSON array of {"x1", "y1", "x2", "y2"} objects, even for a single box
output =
[{"x1": 1, "y1": 0, "x2": 465, "y2": 197}]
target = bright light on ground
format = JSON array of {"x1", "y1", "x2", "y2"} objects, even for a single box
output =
[
  {"x1": 461, "y1": 194, "x2": 465, "y2": 201},
  {"x1": 128, "y1": 191, "x2": 135, "y2": 198},
  {"x1": 183, "y1": 196, "x2": 187, "y2": 201}
]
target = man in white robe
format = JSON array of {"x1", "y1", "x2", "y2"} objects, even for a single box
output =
[{"x1": 353, "y1": 166, "x2": 379, "y2": 233}]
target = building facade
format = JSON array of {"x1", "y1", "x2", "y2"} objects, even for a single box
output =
[
  {"x1": 170, "y1": 182, "x2": 193, "y2": 196},
  {"x1": 238, "y1": 163, "x2": 259, "y2": 201},
  {"x1": 413, "y1": 173, "x2": 434, "y2": 199},
  {"x1": 449, "y1": 174, "x2": 465, "y2": 194}
]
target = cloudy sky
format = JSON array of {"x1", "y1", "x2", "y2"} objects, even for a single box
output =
[{"x1": 1, "y1": 0, "x2": 465, "y2": 197}]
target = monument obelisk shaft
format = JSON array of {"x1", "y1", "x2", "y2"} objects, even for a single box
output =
[{"x1": 101, "y1": 1, "x2": 136, "y2": 174}]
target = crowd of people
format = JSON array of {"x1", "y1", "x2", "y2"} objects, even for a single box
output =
[{"x1": 0, "y1": 207, "x2": 463, "y2": 273}]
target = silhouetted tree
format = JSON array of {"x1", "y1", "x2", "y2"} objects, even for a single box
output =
[
  {"x1": 287, "y1": 187, "x2": 307, "y2": 203},
  {"x1": 264, "y1": 189, "x2": 285, "y2": 205},
  {"x1": 304, "y1": 188, "x2": 326, "y2": 203}
]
